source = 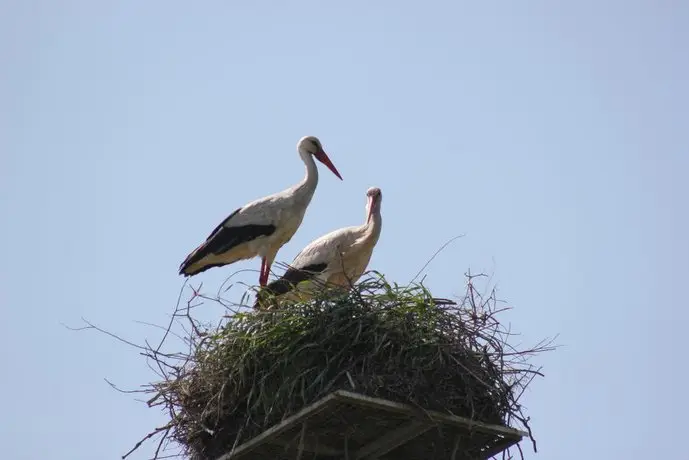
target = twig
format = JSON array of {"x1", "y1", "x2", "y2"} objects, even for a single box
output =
[
  {"x1": 122, "y1": 423, "x2": 173, "y2": 459},
  {"x1": 295, "y1": 422, "x2": 307, "y2": 460},
  {"x1": 450, "y1": 434, "x2": 461, "y2": 460},
  {"x1": 104, "y1": 378, "x2": 144, "y2": 394},
  {"x1": 409, "y1": 234, "x2": 465, "y2": 284},
  {"x1": 156, "y1": 279, "x2": 189, "y2": 354},
  {"x1": 63, "y1": 318, "x2": 147, "y2": 351}
]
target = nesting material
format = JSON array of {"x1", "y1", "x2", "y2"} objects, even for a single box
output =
[{"x1": 142, "y1": 273, "x2": 551, "y2": 460}]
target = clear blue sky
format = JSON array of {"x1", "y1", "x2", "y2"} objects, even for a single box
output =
[{"x1": 2, "y1": 1, "x2": 687, "y2": 459}]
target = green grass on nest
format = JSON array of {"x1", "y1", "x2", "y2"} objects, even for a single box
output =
[{"x1": 142, "y1": 272, "x2": 553, "y2": 460}]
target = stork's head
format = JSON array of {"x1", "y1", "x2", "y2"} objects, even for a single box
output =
[
  {"x1": 366, "y1": 187, "x2": 382, "y2": 223},
  {"x1": 297, "y1": 135, "x2": 343, "y2": 180}
]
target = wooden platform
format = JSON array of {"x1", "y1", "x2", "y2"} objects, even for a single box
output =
[{"x1": 215, "y1": 390, "x2": 527, "y2": 460}]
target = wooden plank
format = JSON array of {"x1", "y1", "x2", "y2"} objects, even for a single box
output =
[
  {"x1": 214, "y1": 392, "x2": 340, "y2": 460},
  {"x1": 354, "y1": 420, "x2": 434, "y2": 459},
  {"x1": 332, "y1": 390, "x2": 528, "y2": 439}
]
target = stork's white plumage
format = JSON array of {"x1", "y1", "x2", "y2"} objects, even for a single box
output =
[
  {"x1": 179, "y1": 136, "x2": 343, "y2": 286},
  {"x1": 255, "y1": 187, "x2": 383, "y2": 308}
]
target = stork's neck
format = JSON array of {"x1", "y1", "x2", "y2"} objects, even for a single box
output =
[
  {"x1": 362, "y1": 206, "x2": 382, "y2": 244},
  {"x1": 291, "y1": 151, "x2": 319, "y2": 204}
]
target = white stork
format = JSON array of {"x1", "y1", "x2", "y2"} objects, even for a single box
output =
[
  {"x1": 178, "y1": 135, "x2": 343, "y2": 286},
  {"x1": 254, "y1": 186, "x2": 383, "y2": 308}
]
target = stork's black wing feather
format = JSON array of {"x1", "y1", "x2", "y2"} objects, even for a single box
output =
[
  {"x1": 253, "y1": 263, "x2": 328, "y2": 307},
  {"x1": 179, "y1": 208, "x2": 276, "y2": 276}
]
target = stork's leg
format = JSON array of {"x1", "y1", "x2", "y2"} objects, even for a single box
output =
[
  {"x1": 259, "y1": 257, "x2": 268, "y2": 286},
  {"x1": 263, "y1": 260, "x2": 272, "y2": 286}
]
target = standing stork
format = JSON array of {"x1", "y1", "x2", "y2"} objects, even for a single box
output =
[
  {"x1": 178, "y1": 135, "x2": 343, "y2": 286},
  {"x1": 254, "y1": 187, "x2": 383, "y2": 308}
]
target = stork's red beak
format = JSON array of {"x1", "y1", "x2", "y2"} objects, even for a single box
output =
[{"x1": 314, "y1": 149, "x2": 343, "y2": 180}]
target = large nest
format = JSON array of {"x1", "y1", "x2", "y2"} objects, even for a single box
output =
[{"x1": 133, "y1": 272, "x2": 553, "y2": 460}]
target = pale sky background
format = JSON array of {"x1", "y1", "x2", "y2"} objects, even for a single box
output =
[{"x1": 2, "y1": 1, "x2": 688, "y2": 459}]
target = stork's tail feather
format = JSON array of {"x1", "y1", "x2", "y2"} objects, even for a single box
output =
[
  {"x1": 178, "y1": 243, "x2": 219, "y2": 277},
  {"x1": 179, "y1": 262, "x2": 214, "y2": 277},
  {"x1": 179, "y1": 257, "x2": 228, "y2": 277}
]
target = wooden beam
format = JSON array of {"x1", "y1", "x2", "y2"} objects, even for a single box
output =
[
  {"x1": 214, "y1": 392, "x2": 339, "y2": 460},
  {"x1": 331, "y1": 390, "x2": 528, "y2": 439},
  {"x1": 354, "y1": 420, "x2": 434, "y2": 459}
]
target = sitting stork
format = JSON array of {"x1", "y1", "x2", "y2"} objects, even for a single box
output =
[
  {"x1": 254, "y1": 187, "x2": 383, "y2": 308},
  {"x1": 178, "y1": 136, "x2": 343, "y2": 286}
]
